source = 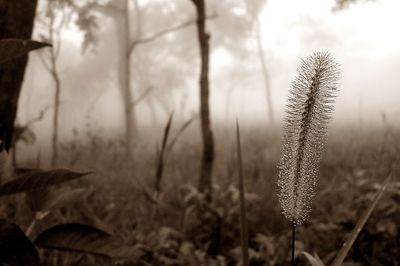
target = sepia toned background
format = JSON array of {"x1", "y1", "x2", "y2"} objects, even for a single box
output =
[{"x1": 1, "y1": 0, "x2": 399, "y2": 265}]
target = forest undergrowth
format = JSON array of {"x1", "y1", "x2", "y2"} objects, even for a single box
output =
[{"x1": 3, "y1": 125, "x2": 400, "y2": 266}]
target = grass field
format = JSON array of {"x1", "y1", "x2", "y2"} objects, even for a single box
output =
[{"x1": 3, "y1": 123, "x2": 399, "y2": 265}]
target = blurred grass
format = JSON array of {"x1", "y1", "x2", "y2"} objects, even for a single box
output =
[{"x1": 6, "y1": 124, "x2": 400, "y2": 265}]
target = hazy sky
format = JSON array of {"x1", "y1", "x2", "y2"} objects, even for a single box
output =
[
  {"x1": 258, "y1": 0, "x2": 400, "y2": 126},
  {"x1": 17, "y1": 0, "x2": 400, "y2": 153}
]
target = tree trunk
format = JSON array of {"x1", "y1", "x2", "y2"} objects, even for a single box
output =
[
  {"x1": 93, "y1": 0, "x2": 137, "y2": 155},
  {"x1": 192, "y1": 0, "x2": 214, "y2": 195},
  {"x1": 49, "y1": 3, "x2": 62, "y2": 168},
  {"x1": 255, "y1": 17, "x2": 274, "y2": 124},
  {"x1": 0, "y1": 0, "x2": 38, "y2": 151}
]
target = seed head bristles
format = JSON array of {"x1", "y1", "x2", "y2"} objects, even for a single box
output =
[{"x1": 278, "y1": 51, "x2": 340, "y2": 225}]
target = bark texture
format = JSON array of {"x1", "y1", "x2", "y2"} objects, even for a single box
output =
[
  {"x1": 192, "y1": 0, "x2": 214, "y2": 194},
  {"x1": 0, "y1": 0, "x2": 38, "y2": 151}
]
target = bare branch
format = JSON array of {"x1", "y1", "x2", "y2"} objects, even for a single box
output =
[
  {"x1": 131, "y1": 86, "x2": 153, "y2": 106},
  {"x1": 37, "y1": 51, "x2": 52, "y2": 73},
  {"x1": 166, "y1": 113, "x2": 198, "y2": 152},
  {"x1": 89, "y1": 1, "x2": 124, "y2": 17},
  {"x1": 129, "y1": 14, "x2": 217, "y2": 54},
  {"x1": 25, "y1": 105, "x2": 52, "y2": 127}
]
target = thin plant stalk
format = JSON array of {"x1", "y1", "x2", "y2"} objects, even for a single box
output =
[
  {"x1": 236, "y1": 120, "x2": 249, "y2": 266},
  {"x1": 292, "y1": 223, "x2": 296, "y2": 266}
]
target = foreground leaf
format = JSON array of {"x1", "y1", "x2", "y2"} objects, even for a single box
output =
[
  {"x1": 331, "y1": 173, "x2": 392, "y2": 266},
  {"x1": 0, "y1": 169, "x2": 91, "y2": 197},
  {"x1": 0, "y1": 39, "x2": 51, "y2": 64},
  {"x1": 0, "y1": 219, "x2": 40, "y2": 266},
  {"x1": 302, "y1": 251, "x2": 325, "y2": 266},
  {"x1": 34, "y1": 223, "x2": 143, "y2": 260}
]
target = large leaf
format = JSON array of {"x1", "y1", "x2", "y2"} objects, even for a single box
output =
[
  {"x1": 34, "y1": 223, "x2": 143, "y2": 260},
  {"x1": 0, "y1": 169, "x2": 91, "y2": 197},
  {"x1": 0, "y1": 219, "x2": 40, "y2": 266},
  {"x1": 0, "y1": 39, "x2": 51, "y2": 64}
]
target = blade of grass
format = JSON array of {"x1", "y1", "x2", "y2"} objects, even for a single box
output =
[
  {"x1": 302, "y1": 251, "x2": 325, "y2": 266},
  {"x1": 166, "y1": 113, "x2": 198, "y2": 152},
  {"x1": 331, "y1": 172, "x2": 392, "y2": 266},
  {"x1": 155, "y1": 112, "x2": 174, "y2": 194},
  {"x1": 236, "y1": 119, "x2": 249, "y2": 266},
  {"x1": 292, "y1": 223, "x2": 296, "y2": 266}
]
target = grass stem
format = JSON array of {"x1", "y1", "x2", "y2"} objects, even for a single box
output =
[
  {"x1": 292, "y1": 223, "x2": 296, "y2": 266},
  {"x1": 236, "y1": 120, "x2": 249, "y2": 266}
]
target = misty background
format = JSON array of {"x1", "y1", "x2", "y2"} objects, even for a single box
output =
[{"x1": 16, "y1": 0, "x2": 400, "y2": 163}]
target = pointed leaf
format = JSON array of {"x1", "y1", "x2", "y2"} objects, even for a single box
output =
[
  {"x1": 34, "y1": 223, "x2": 143, "y2": 260},
  {"x1": 0, "y1": 169, "x2": 91, "y2": 197},
  {"x1": 302, "y1": 251, "x2": 325, "y2": 266},
  {"x1": 0, "y1": 39, "x2": 51, "y2": 64},
  {"x1": 0, "y1": 219, "x2": 40, "y2": 266}
]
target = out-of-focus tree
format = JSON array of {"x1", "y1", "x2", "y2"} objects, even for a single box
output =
[
  {"x1": 88, "y1": 0, "x2": 136, "y2": 154},
  {"x1": 35, "y1": 0, "x2": 67, "y2": 167},
  {"x1": 333, "y1": 0, "x2": 375, "y2": 10},
  {"x1": 245, "y1": 0, "x2": 273, "y2": 123},
  {"x1": 0, "y1": 0, "x2": 39, "y2": 152},
  {"x1": 60, "y1": 0, "x2": 205, "y2": 155}
]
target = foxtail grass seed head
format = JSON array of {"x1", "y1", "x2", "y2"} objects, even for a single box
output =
[{"x1": 278, "y1": 51, "x2": 340, "y2": 225}]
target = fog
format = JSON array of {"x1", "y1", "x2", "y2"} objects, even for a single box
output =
[{"x1": 16, "y1": 0, "x2": 400, "y2": 160}]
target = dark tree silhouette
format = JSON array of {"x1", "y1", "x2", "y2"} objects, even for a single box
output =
[
  {"x1": 190, "y1": 0, "x2": 214, "y2": 195},
  {"x1": 0, "y1": 0, "x2": 38, "y2": 151}
]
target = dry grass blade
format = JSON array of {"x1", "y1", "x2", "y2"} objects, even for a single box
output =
[
  {"x1": 302, "y1": 251, "x2": 325, "y2": 266},
  {"x1": 155, "y1": 113, "x2": 174, "y2": 193},
  {"x1": 0, "y1": 169, "x2": 91, "y2": 197},
  {"x1": 331, "y1": 172, "x2": 393, "y2": 266},
  {"x1": 0, "y1": 39, "x2": 51, "y2": 64},
  {"x1": 166, "y1": 114, "x2": 198, "y2": 152},
  {"x1": 34, "y1": 223, "x2": 143, "y2": 260},
  {"x1": 236, "y1": 120, "x2": 249, "y2": 266}
]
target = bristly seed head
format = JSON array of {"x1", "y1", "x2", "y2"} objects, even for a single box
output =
[{"x1": 278, "y1": 51, "x2": 340, "y2": 225}]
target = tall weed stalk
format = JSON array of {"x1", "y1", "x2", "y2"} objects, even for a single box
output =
[
  {"x1": 277, "y1": 52, "x2": 340, "y2": 265},
  {"x1": 236, "y1": 120, "x2": 249, "y2": 266}
]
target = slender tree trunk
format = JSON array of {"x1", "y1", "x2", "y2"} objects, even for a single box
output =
[
  {"x1": 255, "y1": 17, "x2": 274, "y2": 124},
  {"x1": 48, "y1": 4, "x2": 62, "y2": 167},
  {"x1": 191, "y1": 0, "x2": 214, "y2": 195},
  {"x1": 121, "y1": 0, "x2": 135, "y2": 154},
  {"x1": 50, "y1": 50, "x2": 61, "y2": 167},
  {"x1": 93, "y1": 0, "x2": 136, "y2": 155},
  {"x1": 0, "y1": 0, "x2": 38, "y2": 151}
]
